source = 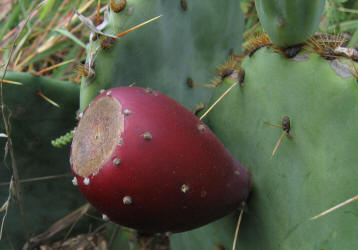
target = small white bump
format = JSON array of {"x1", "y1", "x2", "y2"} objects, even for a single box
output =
[
  {"x1": 113, "y1": 158, "x2": 121, "y2": 166},
  {"x1": 106, "y1": 90, "x2": 112, "y2": 96},
  {"x1": 102, "y1": 214, "x2": 109, "y2": 221},
  {"x1": 234, "y1": 170, "x2": 240, "y2": 175},
  {"x1": 78, "y1": 112, "x2": 83, "y2": 119},
  {"x1": 181, "y1": 184, "x2": 189, "y2": 193},
  {"x1": 123, "y1": 109, "x2": 131, "y2": 115},
  {"x1": 118, "y1": 138, "x2": 124, "y2": 146},
  {"x1": 198, "y1": 124, "x2": 206, "y2": 132},
  {"x1": 72, "y1": 177, "x2": 78, "y2": 186},
  {"x1": 142, "y1": 132, "x2": 152, "y2": 140},
  {"x1": 100, "y1": 89, "x2": 105, "y2": 93},
  {"x1": 83, "y1": 177, "x2": 90, "y2": 186},
  {"x1": 123, "y1": 196, "x2": 132, "y2": 205}
]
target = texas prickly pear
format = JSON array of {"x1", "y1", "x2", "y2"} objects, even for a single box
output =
[
  {"x1": 70, "y1": 87, "x2": 251, "y2": 233},
  {"x1": 255, "y1": 0, "x2": 326, "y2": 47}
]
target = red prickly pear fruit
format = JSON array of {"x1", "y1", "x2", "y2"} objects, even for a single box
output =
[{"x1": 70, "y1": 87, "x2": 251, "y2": 233}]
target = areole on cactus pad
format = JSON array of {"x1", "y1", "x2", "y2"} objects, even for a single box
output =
[
  {"x1": 205, "y1": 38, "x2": 358, "y2": 249},
  {"x1": 70, "y1": 86, "x2": 251, "y2": 233}
]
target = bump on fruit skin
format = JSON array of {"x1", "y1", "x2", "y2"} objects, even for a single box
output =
[{"x1": 71, "y1": 87, "x2": 251, "y2": 233}]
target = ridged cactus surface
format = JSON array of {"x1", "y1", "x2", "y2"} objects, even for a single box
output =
[{"x1": 206, "y1": 47, "x2": 358, "y2": 249}]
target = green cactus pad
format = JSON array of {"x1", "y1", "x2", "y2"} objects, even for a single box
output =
[
  {"x1": 255, "y1": 0, "x2": 325, "y2": 47},
  {"x1": 206, "y1": 48, "x2": 358, "y2": 249},
  {"x1": 0, "y1": 72, "x2": 86, "y2": 249},
  {"x1": 80, "y1": 0, "x2": 244, "y2": 111},
  {"x1": 171, "y1": 212, "x2": 239, "y2": 250}
]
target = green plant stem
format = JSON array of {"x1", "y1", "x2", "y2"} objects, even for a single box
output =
[{"x1": 80, "y1": 69, "x2": 110, "y2": 111}]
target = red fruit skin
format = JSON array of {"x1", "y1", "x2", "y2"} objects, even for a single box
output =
[{"x1": 70, "y1": 87, "x2": 250, "y2": 233}]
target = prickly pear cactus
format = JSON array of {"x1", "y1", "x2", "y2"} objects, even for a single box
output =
[
  {"x1": 80, "y1": 0, "x2": 244, "y2": 111},
  {"x1": 255, "y1": 0, "x2": 326, "y2": 46},
  {"x1": 0, "y1": 72, "x2": 86, "y2": 249},
  {"x1": 206, "y1": 39, "x2": 358, "y2": 249}
]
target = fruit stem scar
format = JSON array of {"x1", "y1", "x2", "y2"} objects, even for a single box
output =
[{"x1": 71, "y1": 96, "x2": 123, "y2": 177}]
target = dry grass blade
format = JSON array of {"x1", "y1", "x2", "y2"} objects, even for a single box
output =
[
  {"x1": 40, "y1": 233, "x2": 108, "y2": 250},
  {"x1": 0, "y1": 0, "x2": 12, "y2": 21},
  {"x1": 0, "y1": 9, "x2": 39, "y2": 51},
  {"x1": 310, "y1": 194, "x2": 358, "y2": 220},
  {"x1": 0, "y1": 176, "x2": 13, "y2": 240},
  {"x1": 23, "y1": 203, "x2": 91, "y2": 249},
  {"x1": 70, "y1": 0, "x2": 96, "y2": 24},
  {"x1": 75, "y1": 11, "x2": 117, "y2": 39},
  {"x1": 10, "y1": 0, "x2": 97, "y2": 73},
  {"x1": 0, "y1": 173, "x2": 71, "y2": 186}
]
